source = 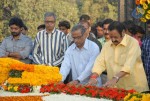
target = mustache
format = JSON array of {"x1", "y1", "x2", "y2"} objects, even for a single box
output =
[
  {"x1": 112, "y1": 40, "x2": 118, "y2": 43},
  {"x1": 11, "y1": 32, "x2": 19, "y2": 35}
]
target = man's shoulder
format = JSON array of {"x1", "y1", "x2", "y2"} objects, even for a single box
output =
[
  {"x1": 21, "y1": 34, "x2": 32, "y2": 41},
  {"x1": 142, "y1": 36, "x2": 150, "y2": 43},
  {"x1": 65, "y1": 43, "x2": 75, "y2": 54},
  {"x1": 86, "y1": 39, "x2": 100, "y2": 51},
  {"x1": 87, "y1": 39, "x2": 98, "y2": 46},
  {"x1": 55, "y1": 29, "x2": 64, "y2": 34},
  {"x1": 55, "y1": 29, "x2": 66, "y2": 38},
  {"x1": 126, "y1": 35, "x2": 139, "y2": 46},
  {"x1": 4, "y1": 36, "x2": 11, "y2": 40}
]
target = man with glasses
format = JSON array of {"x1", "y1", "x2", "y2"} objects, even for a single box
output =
[
  {"x1": 79, "y1": 21, "x2": 102, "y2": 51},
  {"x1": 32, "y1": 12, "x2": 68, "y2": 67},
  {"x1": 60, "y1": 24, "x2": 102, "y2": 86}
]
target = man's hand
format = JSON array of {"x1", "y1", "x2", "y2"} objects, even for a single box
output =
[
  {"x1": 103, "y1": 77, "x2": 118, "y2": 87},
  {"x1": 86, "y1": 78, "x2": 97, "y2": 86},
  {"x1": 103, "y1": 71, "x2": 128, "y2": 87},
  {"x1": 8, "y1": 52, "x2": 22, "y2": 59},
  {"x1": 57, "y1": 81, "x2": 64, "y2": 85},
  {"x1": 86, "y1": 73, "x2": 98, "y2": 86},
  {"x1": 67, "y1": 80, "x2": 79, "y2": 86}
]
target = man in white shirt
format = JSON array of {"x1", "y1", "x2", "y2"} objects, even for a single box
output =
[{"x1": 60, "y1": 24, "x2": 102, "y2": 86}]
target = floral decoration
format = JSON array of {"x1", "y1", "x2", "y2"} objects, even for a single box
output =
[
  {"x1": 40, "y1": 83, "x2": 136, "y2": 101},
  {"x1": 7, "y1": 84, "x2": 32, "y2": 93},
  {"x1": 0, "y1": 58, "x2": 62, "y2": 86},
  {"x1": 124, "y1": 92, "x2": 150, "y2": 101},
  {"x1": 135, "y1": 0, "x2": 150, "y2": 22}
]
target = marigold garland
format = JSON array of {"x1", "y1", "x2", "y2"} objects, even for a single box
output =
[
  {"x1": 7, "y1": 66, "x2": 62, "y2": 86},
  {"x1": 124, "y1": 93, "x2": 150, "y2": 101},
  {"x1": 0, "y1": 58, "x2": 62, "y2": 86}
]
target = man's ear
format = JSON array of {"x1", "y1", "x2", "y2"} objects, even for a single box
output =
[{"x1": 122, "y1": 30, "x2": 126, "y2": 37}]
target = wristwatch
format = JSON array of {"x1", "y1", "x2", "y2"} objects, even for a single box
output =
[
  {"x1": 113, "y1": 76, "x2": 120, "y2": 82},
  {"x1": 76, "y1": 79, "x2": 80, "y2": 83}
]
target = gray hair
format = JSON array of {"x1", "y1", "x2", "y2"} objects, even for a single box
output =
[
  {"x1": 44, "y1": 12, "x2": 56, "y2": 21},
  {"x1": 71, "y1": 24, "x2": 86, "y2": 36}
]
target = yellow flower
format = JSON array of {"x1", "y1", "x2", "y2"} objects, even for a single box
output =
[
  {"x1": 140, "y1": 17, "x2": 147, "y2": 22},
  {"x1": 147, "y1": 10, "x2": 150, "y2": 14},
  {"x1": 140, "y1": 0, "x2": 147, "y2": 5},
  {"x1": 13, "y1": 86, "x2": 18, "y2": 91},
  {"x1": 137, "y1": 7, "x2": 145, "y2": 14},
  {"x1": 143, "y1": 3, "x2": 148, "y2": 10},
  {"x1": 146, "y1": 14, "x2": 150, "y2": 19},
  {"x1": 148, "y1": 0, "x2": 150, "y2": 4},
  {"x1": 8, "y1": 86, "x2": 13, "y2": 91},
  {"x1": 142, "y1": 94, "x2": 150, "y2": 101}
]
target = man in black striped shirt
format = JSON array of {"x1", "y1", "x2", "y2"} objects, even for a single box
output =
[{"x1": 32, "y1": 12, "x2": 68, "y2": 67}]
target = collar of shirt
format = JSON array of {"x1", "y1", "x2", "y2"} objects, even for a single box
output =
[
  {"x1": 99, "y1": 36, "x2": 106, "y2": 42},
  {"x1": 110, "y1": 34, "x2": 127, "y2": 47},
  {"x1": 10, "y1": 33, "x2": 24, "y2": 40},
  {"x1": 72, "y1": 39, "x2": 89, "y2": 50},
  {"x1": 45, "y1": 28, "x2": 56, "y2": 34}
]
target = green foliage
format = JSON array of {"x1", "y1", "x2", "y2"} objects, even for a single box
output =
[
  {"x1": 9, "y1": 70, "x2": 23, "y2": 78},
  {"x1": 78, "y1": 0, "x2": 118, "y2": 23},
  {"x1": 0, "y1": 0, "x2": 118, "y2": 41}
]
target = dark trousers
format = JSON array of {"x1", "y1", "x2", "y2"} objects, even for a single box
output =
[
  {"x1": 64, "y1": 69, "x2": 72, "y2": 84},
  {"x1": 56, "y1": 64, "x2": 72, "y2": 84}
]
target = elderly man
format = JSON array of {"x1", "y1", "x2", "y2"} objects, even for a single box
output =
[
  {"x1": 32, "y1": 12, "x2": 68, "y2": 67},
  {"x1": 60, "y1": 24, "x2": 102, "y2": 86},
  {"x1": 88, "y1": 21, "x2": 149, "y2": 92},
  {"x1": 0, "y1": 17, "x2": 32, "y2": 63}
]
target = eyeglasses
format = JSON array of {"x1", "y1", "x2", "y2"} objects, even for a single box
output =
[
  {"x1": 45, "y1": 20, "x2": 55, "y2": 24},
  {"x1": 72, "y1": 35, "x2": 83, "y2": 40}
]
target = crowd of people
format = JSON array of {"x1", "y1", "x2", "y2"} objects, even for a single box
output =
[{"x1": 0, "y1": 12, "x2": 150, "y2": 92}]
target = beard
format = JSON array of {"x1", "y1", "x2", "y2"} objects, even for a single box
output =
[{"x1": 11, "y1": 32, "x2": 20, "y2": 36}]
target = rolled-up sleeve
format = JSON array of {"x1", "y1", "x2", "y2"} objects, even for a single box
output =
[{"x1": 121, "y1": 42, "x2": 140, "y2": 73}]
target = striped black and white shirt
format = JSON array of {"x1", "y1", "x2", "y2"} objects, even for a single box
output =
[{"x1": 32, "y1": 28, "x2": 68, "y2": 66}]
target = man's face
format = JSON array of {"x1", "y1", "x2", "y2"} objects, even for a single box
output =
[
  {"x1": 103, "y1": 24, "x2": 110, "y2": 41},
  {"x1": 59, "y1": 26, "x2": 69, "y2": 35},
  {"x1": 44, "y1": 16, "x2": 55, "y2": 31},
  {"x1": 10, "y1": 24, "x2": 22, "y2": 36},
  {"x1": 80, "y1": 22, "x2": 90, "y2": 37},
  {"x1": 96, "y1": 26, "x2": 104, "y2": 38},
  {"x1": 147, "y1": 24, "x2": 150, "y2": 32},
  {"x1": 133, "y1": 32, "x2": 143, "y2": 41},
  {"x1": 109, "y1": 29, "x2": 124, "y2": 46},
  {"x1": 72, "y1": 29, "x2": 86, "y2": 48}
]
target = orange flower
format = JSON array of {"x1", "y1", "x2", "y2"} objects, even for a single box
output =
[{"x1": 136, "y1": 0, "x2": 140, "y2": 5}]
